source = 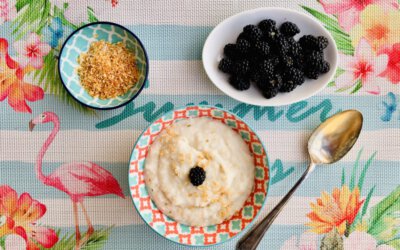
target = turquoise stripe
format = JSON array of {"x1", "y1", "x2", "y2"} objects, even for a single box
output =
[
  {"x1": 47, "y1": 224, "x2": 306, "y2": 250},
  {"x1": 0, "y1": 23, "x2": 212, "y2": 60},
  {"x1": 0, "y1": 94, "x2": 398, "y2": 131},
  {"x1": 270, "y1": 160, "x2": 400, "y2": 198},
  {"x1": 0, "y1": 160, "x2": 398, "y2": 199}
]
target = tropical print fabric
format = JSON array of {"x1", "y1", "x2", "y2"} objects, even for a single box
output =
[{"x1": 0, "y1": 0, "x2": 399, "y2": 249}]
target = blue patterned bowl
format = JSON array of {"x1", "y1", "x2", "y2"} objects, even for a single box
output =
[{"x1": 58, "y1": 22, "x2": 148, "y2": 110}]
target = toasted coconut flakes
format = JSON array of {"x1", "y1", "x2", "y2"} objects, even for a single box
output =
[{"x1": 77, "y1": 40, "x2": 138, "y2": 99}]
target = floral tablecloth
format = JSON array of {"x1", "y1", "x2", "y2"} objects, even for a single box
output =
[{"x1": 0, "y1": 0, "x2": 399, "y2": 249}]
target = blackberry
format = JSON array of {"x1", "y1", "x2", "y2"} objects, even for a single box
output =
[
  {"x1": 287, "y1": 37, "x2": 296, "y2": 44},
  {"x1": 264, "y1": 27, "x2": 279, "y2": 40},
  {"x1": 305, "y1": 69, "x2": 320, "y2": 79},
  {"x1": 256, "y1": 74, "x2": 282, "y2": 91},
  {"x1": 280, "y1": 55, "x2": 295, "y2": 68},
  {"x1": 275, "y1": 35, "x2": 290, "y2": 55},
  {"x1": 189, "y1": 166, "x2": 206, "y2": 186},
  {"x1": 236, "y1": 32, "x2": 249, "y2": 43},
  {"x1": 223, "y1": 43, "x2": 239, "y2": 59},
  {"x1": 270, "y1": 74, "x2": 283, "y2": 89},
  {"x1": 262, "y1": 88, "x2": 279, "y2": 99},
  {"x1": 258, "y1": 60, "x2": 275, "y2": 76},
  {"x1": 306, "y1": 50, "x2": 324, "y2": 61},
  {"x1": 305, "y1": 50, "x2": 324, "y2": 69},
  {"x1": 299, "y1": 35, "x2": 319, "y2": 50},
  {"x1": 249, "y1": 54, "x2": 264, "y2": 67},
  {"x1": 218, "y1": 58, "x2": 233, "y2": 73},
  {"x1": 259, "y1": 19, "x2": 279, "y2": 40},
  {"x1": 257, "y1": 74, "x2": 282, "y2": 99},
  {"x1": 236, "y1": 39, "x2": 251, "y2": 55},
  {"x1": 293, "y1": 56, "x2": 305, "y2": 71},
  {"x1": 258, "y1": 19, "x2": 276, "y2": 32},
  {"x1": 317, "y1": 36, "x2": 329, "y2": 50},
  {"x1": 220, "y1": 19, "x2": 330, "y2": 98},
  {"x1": 280, "y1": 81, "x2": 297, "y2": 92},
  {"x1": 254, "y1": 40, "x2": 270, "y2": 56},
  {"x1": 287, "y1": 39, "x2": 303, "y2": 58},
  {"x1": 250, "y1": 70, "x2": 262, "y2": 82},
  {"x1": 243, "y1": 25, "x2": 263, "y2": 43},
  {"x1": 229, "y1": 75, "x2": 251, "y2": 90},
  {"x1": 320, "y1": 61, "x2": 330, "y2": 74},
  {"x1": 280, "y1": 22, "x2": 300, "y2": 37},
  {"x1": 283, "y1": 67, "x2": 305, "y2": 86},
  {"x1": 234, "y1": 60, "x2": 250, "y2": 75},
  {"x1": 268, "y1": 55, "x2": 280, "y2": 67}
]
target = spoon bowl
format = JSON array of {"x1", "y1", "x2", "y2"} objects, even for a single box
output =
[
  {"x1": 308, "y1": 110, "x2": 363, "y2": 164},
  {"x1": 237, "y1": 110, "x2": 363, "y2": 250}
]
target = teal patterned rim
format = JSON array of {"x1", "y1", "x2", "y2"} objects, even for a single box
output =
[
  {"x1": 128, "y1": 105, "x2": 271, "y2": 247},
  {"x1": 58, "y1": 22, "x2": 148, "y2": 110}
]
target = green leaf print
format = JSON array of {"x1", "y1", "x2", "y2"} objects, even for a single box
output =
[
  {"x1": 327, "y1": 81, "x2": 336, "y2": 87},
  {"x1": 357, "y1": 152, "x2": 376, "y2": 191},
  {"x1": 382, "y1": 238, "x2": 400, "y2": 249},
  {"x1": 33, "y1": 51, "x2": 95, "y2": 114},
  {"x1": 341, "y1": 167, "x2": 346, "y2": 186},
  {"x1": 349, "y1": 149, "x2": 363, "y2": 190},
  {"x1": 301, "y1": 6, "x2": 354, "y2": 55},
  {"x1": 15, "y1": 0, "x2": 30, "y2": 11},
  {"x1": 341, "y1": 150, "x2": 378, "y2": 233},
  {"x1": 87, "y1": 7, "x2": 99, "y2": 22},
  {"x1": 12, "y1": 0, "x2": 51, "y2": 39},
  {"x1": 0, "y1": 237, "x2": 5, "y2": 248},
  {"x1": 350, "y1": 185, "x2": 376, "y2": 233},
  {"x1": 350, "y1": 80, "x2": 363, "y2": 94},
  {"x1": 327, "y1": 68, "x2": 346, "y2": 88},
  {"x1": 367, "y1": 185, "x2": 400, "y2": 247},
  {"x1": 46, "y1": 227, "x2": 113, "y2": 250},
  {"x1": 362, "y1": 186, "x2": 376, "y2": 217},
  {"x1": 12, "y1": 0, "x2": 101, "y2": 114},
  {"x1": 343, "y1": 149, "x2": 375, "y2": 192}
]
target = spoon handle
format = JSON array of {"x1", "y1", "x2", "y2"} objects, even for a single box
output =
[{"x1": 236, "y1": 162, "x2": 316, "y2": 250}]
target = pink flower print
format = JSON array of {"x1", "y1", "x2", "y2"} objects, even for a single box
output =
[
  {"x1": 378, "y1": 43, "x2": 400, "y2": 84},
  {"x1": 319, "y1": 0, "x2": 399, "y2": 32},
  {"x1": 343, "y1": 232, "x2": 395, "y2": 250},
  {"x1": 14, "y1": 33, "x2": 51, "y2": 69},
  {"x1": 280, "y1": 233, "x2": 318, "y2": 250},
  {"x1": 0, "y1": 0, "x2": 16, "y2": 25},
  {"x1": 0, "y1": 185, "x2": 58, "y2": 249},
  {"x1": 2, "y1": 234, "x2": 27, "y2": 250},
  {"x1": 335, "y1": 39, "x2": 388, "y2": 94}
]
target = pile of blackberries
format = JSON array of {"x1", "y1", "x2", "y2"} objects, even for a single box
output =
[{"x1": 218, "y1": 19, "x2": 330, "y2": 99}]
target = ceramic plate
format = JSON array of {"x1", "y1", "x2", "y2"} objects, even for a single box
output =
[
  {"x1": 58, "y1": 21, "x2": 148, "y2": 110},
  {"x1": 203, "y1": 7, "x2": 338, "y2": 106},
  {"x1": 128, "y1": 105, "x2": 270, "y2": 246}
]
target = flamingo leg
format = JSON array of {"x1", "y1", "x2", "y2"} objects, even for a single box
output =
[
  {"x1": 78, "y1": 201, "x2": 94, "y2": 247},
  {"x1": 72, "y1": 201, "x2": 81, "y2": 250}
]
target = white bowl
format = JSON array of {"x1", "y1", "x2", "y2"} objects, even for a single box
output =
[{"x1": 202, "y1": 7, "x2": 338, "y2": 106}]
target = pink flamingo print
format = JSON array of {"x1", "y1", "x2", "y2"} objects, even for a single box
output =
[{"x1": 29, "y1": 112, "x2": 124, "y2": 249}]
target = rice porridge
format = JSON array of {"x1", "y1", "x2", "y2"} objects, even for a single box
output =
[{"x1": 144, "y1": 117, "x2": 255, "y2": 226}]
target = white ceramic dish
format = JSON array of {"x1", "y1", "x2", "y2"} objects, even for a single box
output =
[{"x1": 202, "y1": 7, "x2": 338, "y2": 106}]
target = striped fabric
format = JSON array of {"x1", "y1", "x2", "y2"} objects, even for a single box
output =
[{"x1": 0, "y1": 1, "x2": 399, "y2": 249}]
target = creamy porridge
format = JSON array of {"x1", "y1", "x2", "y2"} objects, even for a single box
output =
[{"x1": 144, "y1": 117, "x2": 255, "y2": 226}]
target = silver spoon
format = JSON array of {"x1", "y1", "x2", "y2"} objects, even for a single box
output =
[{"x1": 237, "y1": 109, "x2": 363, "y2": 250}]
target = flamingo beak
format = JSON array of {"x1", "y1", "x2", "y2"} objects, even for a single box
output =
[{"x1": 29, "y1": 120, "x2": 35, "y2": 131}]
